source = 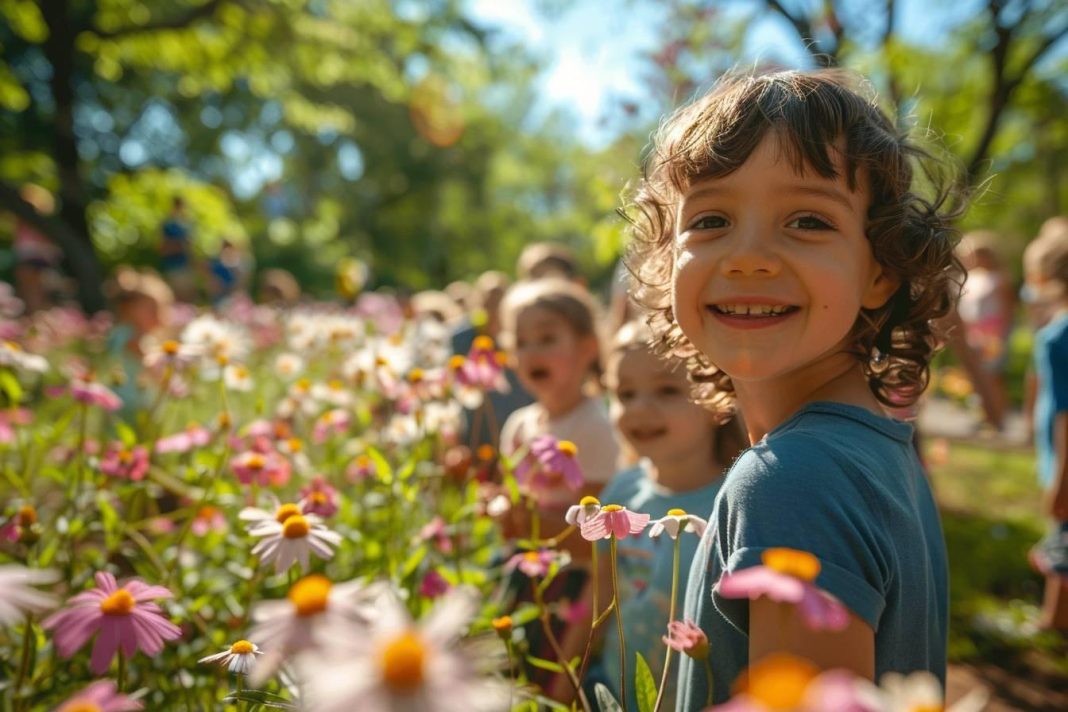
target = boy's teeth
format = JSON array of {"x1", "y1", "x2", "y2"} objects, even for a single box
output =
[{"x1": 716, "y1": 304, "x2": 790, "y2": 316}]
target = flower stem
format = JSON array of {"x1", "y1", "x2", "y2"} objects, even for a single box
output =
[
  {"x1": 117, "y1": 648, "x2": 126, "y2": 692},
  {"x1": 652, "y1": 536, "x2": 681, "y2": 712},
  {"x1": 532, "y1": 577, "x2": 592, "y2": 712},
  {"x1": 610, "y1": 536, "x2": 628, "y2": 712},
  {"x1": 14, "y1": 613, "x2": 34, "y2": 711},
  {"x1": 704, "y1": 658, "x2": 714, "y2": 707}
]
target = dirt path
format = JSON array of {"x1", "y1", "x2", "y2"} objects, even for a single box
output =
[{"x1": 947, "y1": 662, "x2": 1068, "y2": 711}]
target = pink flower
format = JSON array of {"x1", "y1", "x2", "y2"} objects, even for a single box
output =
[
  {"x1": 564, "y1": 496, "x2": 602, "y2": 526},
  {"x1": 312, "y1": 409, "x2": 350, "y2": 443},
  {"x1": 70, "y1": 378, "x2": 122, "y2": 412},
  {"x1": 230, "y1": 450, "x2": 291, "y2": 487},
  {"x1": 55, "y1": 680, "x2": 143, "y2": 711},
  {"x1": 0, "y1": 408, "x2": 31, "y2": 444},
  {"x1": 715, "y1": 548, "x2": 849, "y2": 631},
  {"x1": 457, "y1": 336, "x2": 510, "y2": 393},
  {"x1": 514, "y1": 435, "x2": 585, "y2": 493},
  {"x1": 418, "y1": 569, "x2": 451, "y2": 598},
  {"x1": 346, "y1": 454, "x2": 376, "y2": 482},
  {"x1": 155, "y1": 424, "x2": 212, "y2": 454},
  {"x1": 580, "y1": 505, "x2": 650, "y2": 541},
  {"x1": 191, "y1": 505, "x2": 227, "y2": 537},
  {"x1": 98, "y1": 443, "x2": 149, "y2": 481},
  {"x1": 504, "y1": 549, "x2": 566, "y2": 578},
  {"x1": 43, "y1": 571, "x2": 182, "y2": 674},
  {"x1": 662, "y1": 619, "x2": 709, "y2": 660},
  {"x1": 299, "y1": 477, "x2": 339, "y2": 518},
  {"x1": 416, "y1": 515, "x2": 453, "y2": 553}
]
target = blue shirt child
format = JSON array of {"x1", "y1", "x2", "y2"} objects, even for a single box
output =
[
  {"x1": 676, "y1": 402, "x2": 948, "y2": 710},
  {"x1": 1034, "y1": 313, "x2": 1068, "y2": 488},
  {"x1": 592, "y1": 462, "x2": 724, "y2": 712}
]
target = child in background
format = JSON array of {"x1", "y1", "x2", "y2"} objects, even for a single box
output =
[
  {"x1": 106, "y1": 268, "x2": 175, "y2": 419},
  {"x1": 627, "y1": 70, "x2": 956, "y2": 706},
  {"x1": 579, "y1": 320, "x2": 746, "y2": 710},
  {"x1": 1022, "y1": 224, "x2": 1068, "y2": 630}
]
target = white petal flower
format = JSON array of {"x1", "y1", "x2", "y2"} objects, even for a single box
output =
[
  {"x1": 648, "y1": 508, "x2": 708, "y2": 540},
  {"x1": 0, "y1": 565, "x2": 58, "y2": 624},
  {"x1": 244, "y1": 507, "x2": 342, "y2": 574},
  {"x1": 198, "y1": 640, "x2": 264, "y2": 675}
]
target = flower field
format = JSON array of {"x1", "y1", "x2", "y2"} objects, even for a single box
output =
[{"x1": 0, "y1": 295, "x2": 982, "y2": 711}]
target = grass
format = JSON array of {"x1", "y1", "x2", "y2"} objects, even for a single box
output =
[{"x1": 926, "y1": 439, "x2": 1068, "y2": 674}]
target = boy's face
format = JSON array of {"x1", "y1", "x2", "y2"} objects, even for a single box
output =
[
  {"x1": 510, "y1": 305, "x2": 596, "y2": 407},
  {"x1": 671, "y1": 133, "x2": 898, "y2": 388}
]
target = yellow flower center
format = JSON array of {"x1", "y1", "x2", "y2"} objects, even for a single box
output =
[
  {"x1": 494, "y1": 351, "x2": 508, "y2": 366},
  {"x1": 375, "y1": 356, "x2": 389, "y2": 367},
  {"x1": 329, "y1": 380, "x2": 343, "y2": 390},
  {"x1": 163, "y1": 340, "x2": 179, "y2": 355},
  {"x1": 579, "y1": 496, "x2": 601, "y2": 506},
  {"x1": 4, "y1": 341, "x2": 21, "y2": 351},
  {"x1": 762, "y1": 548, "x2": 821, "y2": 582},
  {"x1": 99, "y1": 588, "x2": 135, "y2": 616},
  {"x1": 356, "y1": 454, "x2": 372, "y2": 468},
  {"x1": 288, "y1": 575, "x2": 332, "y2": 616},
  {"x1": 118, "y1": 450, "x2": 133, "y2": 464},
  {"x1": 408, "y1": 368, "x2": 424, "y2": 383},
  {"x1": 230, "y1": 640, "x2": 255, "y2": 655},
  {"x1": 602, "y1": 504, "x2": 623, "y2": 513},
  {"x1": 909, "y1": 707, "x2": 944, "y2": 712},
  {"x1": 523, "y1": 551, "x2": 541, "y2": 562},
  {"x1": 380, "y1": 630, "x2": 427, "y2": 693},
  {"x1": 282, "y1": 514, "x2": 310, "y2": 539},
  {"x1": 216, "y1": 354, "x2": 229, "y2": 366},
  {"x1": 491, "y1": 615, "x2": 512, "y2": 633},
  {"x1": 17, "y1": 504, "x2": 37, "y2": 525},
  {"x1": 310, "y1": 491, "x2": 328, "y2": 505},
  {"x1": 274, "y1": 503, "x2": 303, "y2": 523},
  {"x1": 667, "y1": 508, "x2": 687, "y2": 517},
  {"x1": 448, "y1": 354, "x2": 465, "y2": 371},
  {"x1": 246, "y1": 454, "x2": 265, "y2": 470},
  {"x1": 287, "y1": 438, "x2": 303, "y2": 452},
  {"x1": 473, "y1": 335, "x2": 494, "y2": 351},
  {"x1": 735, "y1": 653, "x2": 819, "y2": 710},
  {"x1": 477, "y1": 444, "x2": 495, "y2": 461},
  {"x1": 557, "y1": 440, "x2": 578, "y2": 457},
  {"x1": 296, "y1": 378, "x2": 311, "y2": 391},
  {"x1": 60, "y1": 703, "x2": 103, "y2": 712},
  {"x1": 217, "y1": 412, "x2": 231, "y2": 428},
  {"x1": 197, "y1": 506, "x2": 218, "y2": 520}
]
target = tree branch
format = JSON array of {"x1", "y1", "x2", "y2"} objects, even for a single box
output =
[
  {"x1": 92, "y1": 0, "x2": 228, "y2": 40},
  {"x1": 764, "y1": 0, "x2": 837, "y2": 66}
]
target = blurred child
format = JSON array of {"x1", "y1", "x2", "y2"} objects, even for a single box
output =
[
  {"x1": 106, "y1": 268, "x2": 174, "y2": 419},
  {"x1": 1023, "y1": 223, "x2": 1068, "y2": 630},
  {"x1": 958, "y1": 230, "x2": 1015, "y2": 427},
  {"x1": 516, "y1": 242, "x2": 582, "y2": 283},
  {"x1": 578, "y1": 320, "x2": 745, "y2": 710},
  {"x1": 499, "y1": 278, "x2": 619, "y2": 513},
  {"x1": 627, "y1": 70, "x2": 956, "y2": 705}
]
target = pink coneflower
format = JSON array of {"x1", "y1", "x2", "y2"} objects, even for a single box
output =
[
  {"x1": 715, "y1": 548, "x2": 849, "y2": 632},
  {"x1": 70, "y1": 377, "x2": 122, "y2": 412},
  {"x1": 312, "y1": 409, "x2": 351, "y2": 444},
  {"x1": 514, "y1": 435, "x2": 584, "y2": 493},
  {"x1": 564, "y1": 496, "x2": 602, "y2": 526},
  {"x1": 504, "y1": 549, "x2": 566, "y2": 578},
  {"x1": 0, "y1": 565, "x2": 57, "y2": 624},
  {"x1": 240, "y1": 502, "x2": 342, "y2": 574},
  {"x1": 98, "y1": 443, "x2": 149, "y2": 481},
  {"x1": 191, "y1": 505, "x2": 227, "y2": 537},
  {"x1": 458, "y1": 335, "x2": 510, "y2": 393},
  {"x1": 648, "y1": 508, "x2": 707, "y2": 540},
  {"x1": 418, "y1": 569, "x2": 451, "y2": 599},
  {"x1": 0, "y1": 407, "x2": 31, "y2": 444},
  {"x1": 230, "y1": 450, "x2": 291, "y2": 487},
  {"x1": 347, "y1": 454, "x2": 377, "y2": 482},
  {"x1": 155, "y1": 423, "x2": 212, "y2": 454},
  {"x1": 54, "y1": 680, "x2": 143, "y2": 712},
  {"x1": 580, "y1": 504, "x2": 650, "y2": 541},
  {"x1": 42, "y1": 571, "x2": 182, "y2": 674},
  {"x1": 300, "y1": 477, "x2": 340, "y2": 518},
  {"x1": 662, "y1": 619, "x2": 709, "y2": 660},
  {"x1": 416, "y1": 515, "x2": 453, "y2": 554}
]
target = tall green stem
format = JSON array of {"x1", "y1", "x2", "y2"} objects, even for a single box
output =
[
  {"x1": 652, "y1": 536, "x2": 681, "y2": 712},
  {"x1": 14, "y1": 613, "x2": 34, "y2": 711},
  {"x1": 117, "y1": 648, "x2": 127, "y2": 692},
  {"x1": 610, "y1": 537, "x2": 628, "y2": 712}
]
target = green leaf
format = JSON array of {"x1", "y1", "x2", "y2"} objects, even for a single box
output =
[
  {"x1": 594, "y1": 683, "x2": 624, "y2": 712},
  {"x1": 525, "y1": 655, "x2": 564, "y2": 673},
  {"x1": 96, "y1": 493, "x2": 122, "y2": 550},
  {"x1": 114, "y1": 421, "x2": 137, "y2": 447},
  {"x1": 400, "y1": 545, "x2": 427, "y2": 578},
  {"x1": 0, "y1": 369, "x2": 23, "y2": 403},
  {"x1": 223, "y1": 690, "x2": 297, "y2": 709},
  {"x1": 365, "y1": 445, "x2": 393, "y2": 484},
  {"x1": 635, "y1": 651, "x2": 657, "y2": 712}
]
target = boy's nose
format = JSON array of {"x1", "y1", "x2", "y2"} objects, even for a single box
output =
[{"x1": 719, "y1": 223, "x2": 782, "y2": 276}]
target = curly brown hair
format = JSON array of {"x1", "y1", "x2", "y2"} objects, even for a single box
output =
[{"x1": 624, "y1": 69, "x2": 964, "y2": 417}]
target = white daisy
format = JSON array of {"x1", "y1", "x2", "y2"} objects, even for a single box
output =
[
  {"x1": 648, "y1": 508, "x2": 708, "y2": 540},
  {"x1": 224, "y1": 364, "x2": 254, "y2": 392},
  {"x1": 0, "y1": 565, "x2": 58, "y2": 624},
  {"x1": 142, "y1": 337, "x2": 200, "y2": 370},
  {"x1": 0, "y1": 341, "x2": 48, "y2": 374},
  {"x1": 240, "y1": 504, "x2": 342, "y2": 574},
  {"x1": 300, "y1": 586, "x2": 510, "y2": 712},
  {"x1": 198, "y1": 639, "x2": 264, "y2": 675},
  {"x1": 274, "y1": 353, "x2": 305, "y2": 380},
  {"x1": 248, "y1": 575, "x2": 382, "y2": 686}
]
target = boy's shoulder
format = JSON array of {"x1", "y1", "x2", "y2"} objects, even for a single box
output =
[{"x1": 599, "y1": 464, "x2": 645, "y2": 502}]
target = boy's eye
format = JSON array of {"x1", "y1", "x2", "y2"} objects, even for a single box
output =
[
  {"x1": 786, "y1": 215, "x2": 834, "y2": 231},
  {"x1": 656, "y1": 385, "x2": 682, "y2": 397},
  {"x1": 616, "y1": 390, "x2": 635, "y2": 402},
  {"x1": 687, "y1": 215, "x2": 728, "y2": 231}
]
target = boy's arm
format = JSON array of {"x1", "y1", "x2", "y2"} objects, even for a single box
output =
[
  {"x1": 748, "y1": 598, "x2": 875, "y2": 677},
  {"x1": 1048, "y1": 413, "x2": 1068, "y2": 520}
]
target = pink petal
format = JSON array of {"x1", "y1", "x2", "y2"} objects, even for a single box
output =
[
  {"x1": 580, "y1": 515, "x2": 609, "y2": 541},
  {"x1": 49, "y1": 610, "x2": 101, "y2": 657},
  {"x1": 130, "y1": 613, "x2": 164, "y2": 654},
  {"x1": 607, "y1": 512, "x2": 630, "y2": 539},
  {"x1": 67, "y1": 589, "x2": 108, "y2": 606},
  {"x1": 126, "y1": 581, "x2": 173, "y2": 601},
  {"x1": 798, "y1": 587, "x2": 850, "y2": 631},
  {"x1": 626, "y1": 512, "x2": 650, "y2": 535},
  {"x1": 95, "y1": 571, "x2": 118, "y2": 593},
  {"x1": 716, "y1": 566, "x2": 805, "y2": 604},
  {"x1": 89, "y1": 621, "x2": 120, "y2": 674},
  {"x1": 117, "y1": 617, "x2": 139, "y2": 657}
]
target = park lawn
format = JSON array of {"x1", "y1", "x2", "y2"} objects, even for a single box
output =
[{"x1": 926, "y1": 439, "x2": 1068, "y2": 675}]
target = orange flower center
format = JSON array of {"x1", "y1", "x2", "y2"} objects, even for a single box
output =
[
  {"x1": 557, "y1": 440, "x2": 578, "y2": 457},
  {"x1": 99, "y1": 588, "x2": 135, "y2": 616},
  {"x1": 523, "y1": 551, "x2": 541, "y2": 562},
  {"x1": 762, "y1": 548, "x2": 821, "y2": 582},
  {"x1": 288, "y1": 575, "x2": 331, "y2": 616},
  {"x1": 197, "y1": 506, "x2": 218, "y2": 520},
  {"x1": 274, "y1": 503, "x2": 303, "y2": 523},
  {"x1": 310, "y1": 492, "x2": 328, "y2": 505},
  {"x1": 579, "y1": 496, "x2": 600, "y2": 507},
  {"x1": 246, "y1": 454, "x2": 265, "y2": 470},
  {"x1": 407, "y1": 368, "x2": 424, "y2": 383},
  {"x1": 118, "y1": 450, "x2": 133, "y2": 464},
  {"x1": 287, "y1": 438, "x2": 303, "y2": 453},
  {"x1": 380, "y1": 630, "x2": 426, "y2": 693},
  {"x1": 163, "y1": 340, "x2": 180, "y2": 355},
  {"x1": 282, "y1": 514, "x2": 310, "y2": 539},
  {"x1": 230, "y1": 640, "x2": 255, "y2": 655},
  {"x1": 448, "y1": 354, "x2": 465, "y2": 371},
  {"x1": 60, "y1": 703, "x2": 103, "y2": 712},
  {"x1": 491, "y1": 615, "x2": 512, "y2": 633},
  {"x1": 17, "y1": 505, "x2": 37, "y2": 525},
  {"x1": 355, "y1": 455, "x2": 372, "y2": 468},
  {"x1": 477, "y1": 444, "x2": 495, "y2": 461},
  {"x1": 473, "y1": 335, "x2": 494, "y2": 351},
  {"x1": 667, "y1": 508, "x2": 687, "y2": 517},
  {"x1": 602, "y1": 504, "x2": 623, "y2": 513},
  {"x1": 734, "y1": 653, "x2": 819, "y2": 710}
]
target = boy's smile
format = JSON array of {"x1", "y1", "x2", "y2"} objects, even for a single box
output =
[{"x1": 671, "y1": 133, "x2": 898, "y2": 389}]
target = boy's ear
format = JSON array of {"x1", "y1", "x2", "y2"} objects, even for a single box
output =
[{"x1": 861, "y1": 265, "x2": 901, "y2": 310}]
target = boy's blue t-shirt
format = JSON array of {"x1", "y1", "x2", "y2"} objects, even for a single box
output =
[
  {"x1": 1034, "y1": 313, "x2": 1068, "y2": 487},
  {"x1": 594, "y1": 462, "x2": 724, "y2": 712},
  {"x1": 675, "y1": 402, "x2": 948, "y2": 710}
]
